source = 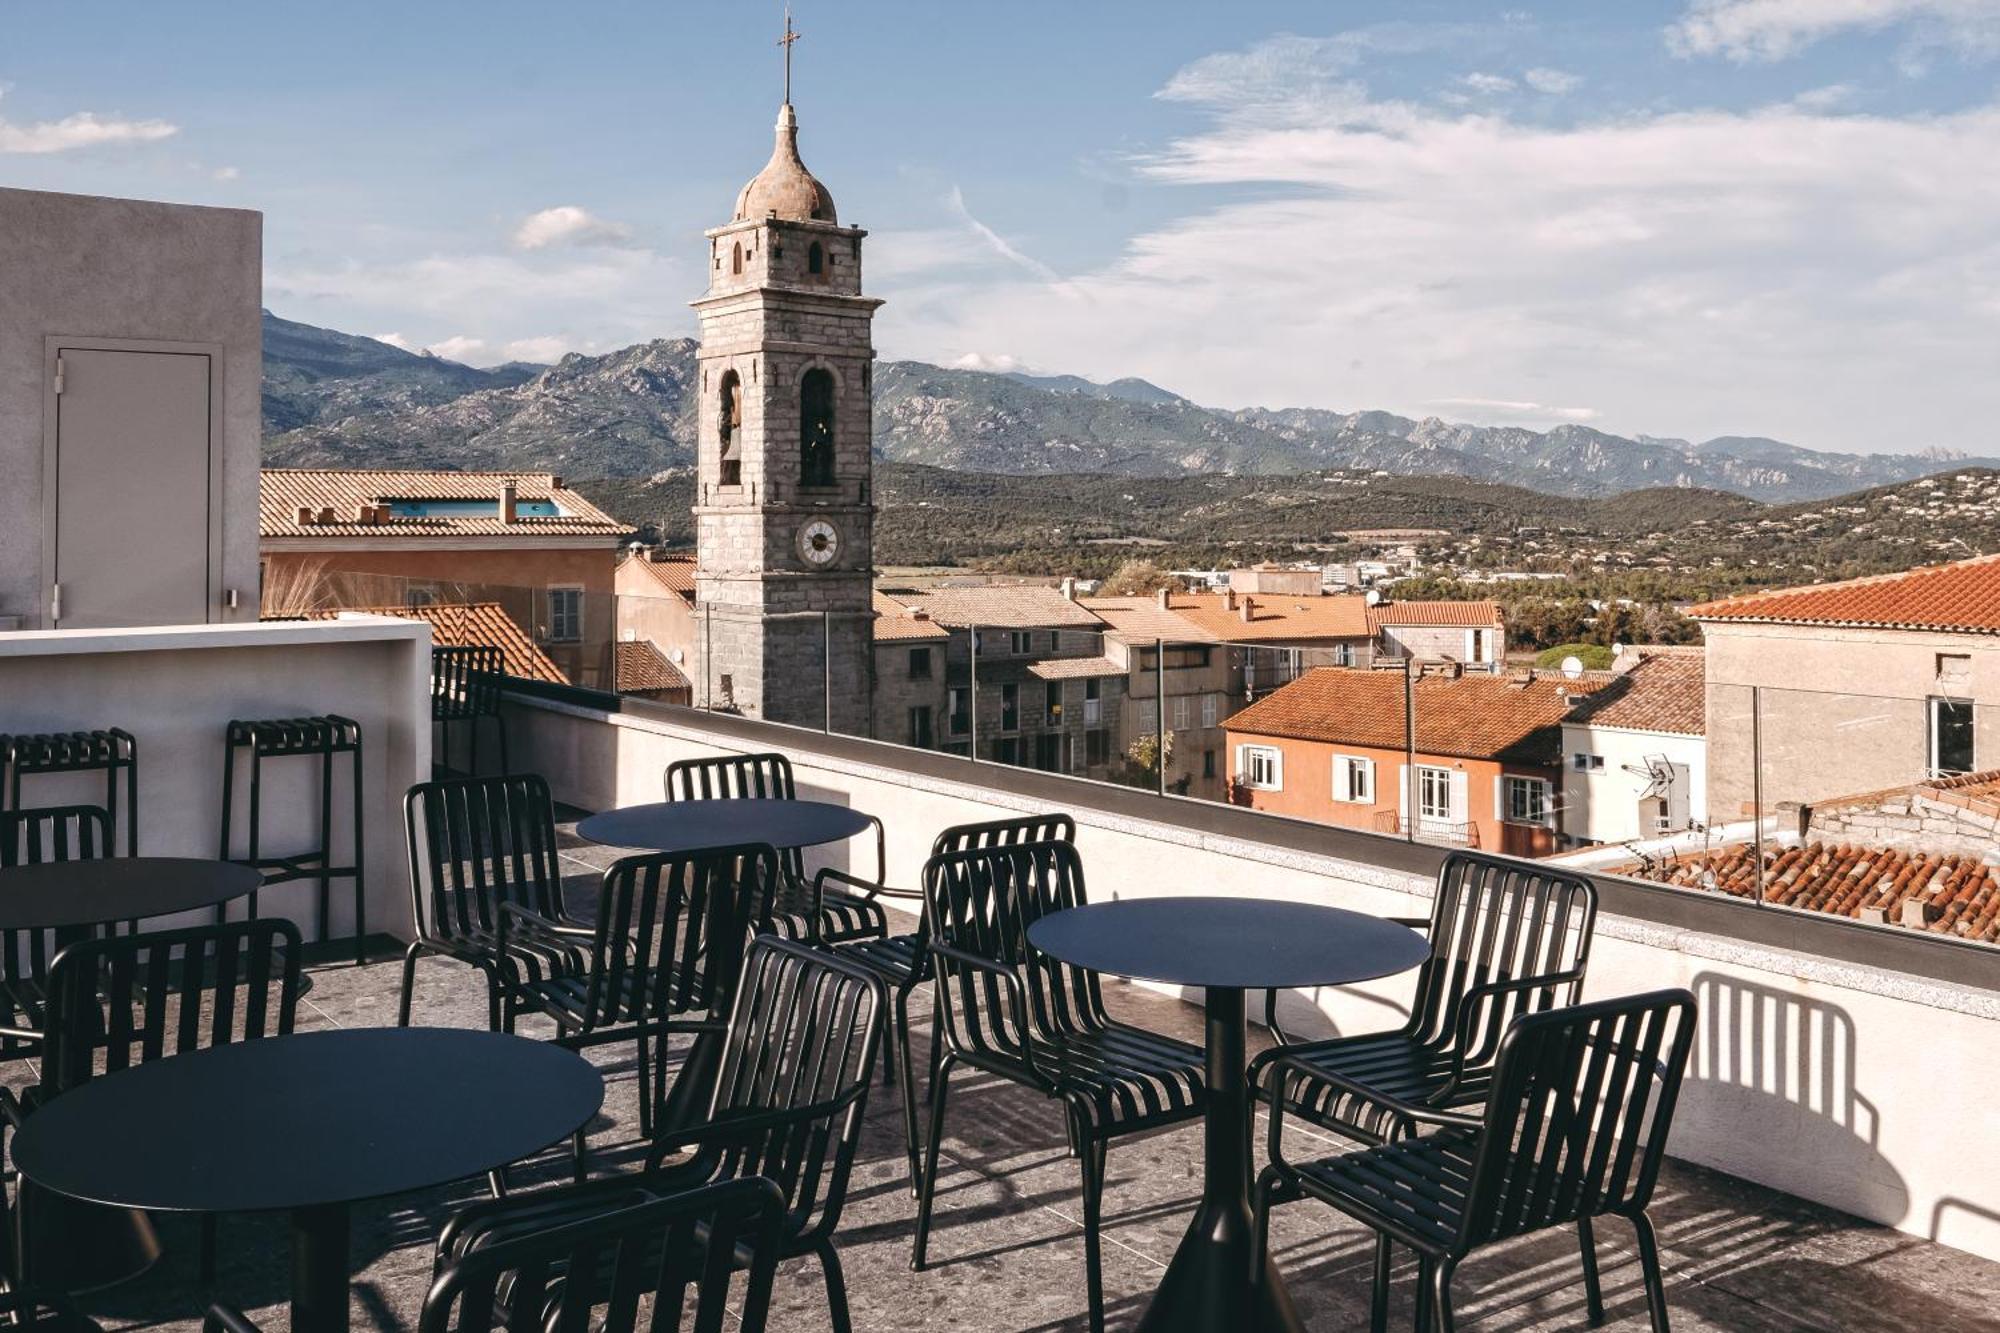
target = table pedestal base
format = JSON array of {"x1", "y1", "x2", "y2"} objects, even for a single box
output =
[
  {"x1": 1136, "y1": 987, "x2": 1304, "y2": 1333},
  {"x1": 291, "y1": 1201, "x2": 352, "y2": 1333}
]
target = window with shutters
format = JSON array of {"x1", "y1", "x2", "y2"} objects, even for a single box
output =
[
  {"x1": 1503, "y1": 775, "x2": 1552, "y2": 827},
  {"x1": 1239, "y1": 745, "x2": 1283, "y2": 791},
  {"x1": 1332, "y1": 755, "x2": 1375, "y2": 804}
]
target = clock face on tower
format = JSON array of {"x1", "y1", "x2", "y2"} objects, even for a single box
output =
[{"x1": 797, "y1": 519, "x2": 840, "y2": 567}]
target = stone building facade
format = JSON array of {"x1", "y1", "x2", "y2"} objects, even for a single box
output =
[{"x1": 691, "y1": 100, "x2": 880, "y2": 732}]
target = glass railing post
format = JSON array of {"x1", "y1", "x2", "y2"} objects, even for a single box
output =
[
  {"x1": 1155, "y1": 637, "x2": 1168, "y2": 798},
  {"x1": 822, "y1": 609, "x2": 832, "y2": 734},
  {"x1": 968, "y1": 624, "x2": 979, "y2": 764},
  {"x1": 1751, "y1": 683, "x2": 1766, "y2": 906},
  {"x1": 1403, "y1": 658, "x2": 1417, "y2": 843}
]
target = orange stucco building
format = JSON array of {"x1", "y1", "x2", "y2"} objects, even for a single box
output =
[{"x1": 1223, "y1": 667, "x2": 1601, "y2": 858}]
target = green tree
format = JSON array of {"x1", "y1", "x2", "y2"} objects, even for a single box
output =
[{"x1": 1100, "y1": 559, "x2": 1177, "y2": 596}]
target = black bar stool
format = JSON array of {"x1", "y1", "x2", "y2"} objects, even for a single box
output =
[
  {"x1": 0, "y1": 729, "x2": 137, "y2": 856},
  {"x1": 218, "y1": 716, "x2": 366, "y2": 964}
]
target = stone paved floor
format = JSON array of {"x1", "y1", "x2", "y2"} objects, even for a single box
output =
[{"x1": 16, "y1": 829, "x2": 2000, "y2": 1332}]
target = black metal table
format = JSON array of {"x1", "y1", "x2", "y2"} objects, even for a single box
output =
[
  {"x1": 0, "y1": 857, "x2": 261, "y2": 932},
  {"x1": 1027, "y1": 896, "x2": 1430, "y2": 1333},
  {"x1": 11, "y1": 1027, "x2": 603, "y2": 1333},
  {"x1": 575, "y1": 797, "x2": 873, "y2": 853}
]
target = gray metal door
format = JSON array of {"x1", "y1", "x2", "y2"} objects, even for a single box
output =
[{"x1": 53, "y1": 348, "x2": 213, "y2": 628}]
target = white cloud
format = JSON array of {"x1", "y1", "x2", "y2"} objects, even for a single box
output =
[
  {"x1": 946, "y1": 187, "x2": 1063, "y2": 284},
  {"x1": 500, "y1": 336, "x2": 571, "y2": 364},
  {"x1": 1523, "y1": 67, "x2": 1583, "y2": 93},
  {"x1": 512, "y1": 205, "x2": 637, "y2": 251},
  {"x1": 426, "y1": 335, "x2": 488, "y2": 363},
  {"x1": 0, "y1": 90, "x2": 178, "y2": 154},
  {"x1": 212, "y1": 165, "x2": 240, "y2": 181},
  {"x1": 1668, "y1": 0, "x2": 2000, "y2": 62},
  {"x1": 1430, "y1": 398, "x2": 1602, "y2": 424},
  {"x1": 950, "y1": 352, "x2": 1031, "y2": 373},
  {"x1": 373, "y1": 332, "x2": 416, "y2": 351},
  {"x1": 1792, "y1": 82, "x2": 1858, "y2": 109},
  {"x1": 878, "y1": 33, "x2": 2000, "y2": 455},
  {"x1": 1463, "y1": 72, "x2": 1518, "y2": 94}
]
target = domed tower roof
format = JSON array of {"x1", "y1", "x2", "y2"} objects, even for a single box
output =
[{"x1": 733, "y1": 103, "x2": 837, "y2": 225}]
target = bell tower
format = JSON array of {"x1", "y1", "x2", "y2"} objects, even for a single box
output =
[{"x1": 692, "y1": 17, "x2": 880, "y2": 731}]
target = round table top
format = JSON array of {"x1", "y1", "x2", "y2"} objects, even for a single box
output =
[
  {"x1": 576, "y1": 798, "x2": 874, "y2": 854},
  {"x1": 1027, "y1": 896, "x2": 1431, "y2": 991},
  {"x1": 11, "y1": 1028, "x2": 603, "y2": 1214},
  {"x1": 0, "y1": 857, "x2": 263, "y2": 931}
]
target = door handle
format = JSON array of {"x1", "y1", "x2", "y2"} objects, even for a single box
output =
[{"x1": 49, "y1": 584, "x2": 60, "y2": 624}]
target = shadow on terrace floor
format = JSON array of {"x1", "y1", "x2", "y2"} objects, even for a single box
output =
[{"x1": 14, "y1": 826, "x2": 2000, "y2": 1332}]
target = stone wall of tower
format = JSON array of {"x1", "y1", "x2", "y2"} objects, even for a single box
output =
[{"x1": 691, "y1": 213, "x2": 880, "y2": 735}]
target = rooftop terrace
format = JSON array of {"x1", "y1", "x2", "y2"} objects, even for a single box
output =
[{"x1": 30, "y1": 820, "x2": 2000, "y2": 1332}]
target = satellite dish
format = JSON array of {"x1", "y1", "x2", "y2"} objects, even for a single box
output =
[
  {"x1": 1560, "y1": 656, "x2": 1584, "y2": 679},
  {"x1": 669, "y1": 648, "x2": 685, "y2": 664},
  {"x1": 1364, "y1": 589, "x2": 1383, "y2": 606}
]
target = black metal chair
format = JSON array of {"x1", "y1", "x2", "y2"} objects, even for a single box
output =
[
  {"x1": 0, "y1": 729, "x2": 137, "y2": 857},
  {"x1": 218, "y1": 715, "x2": 365, "y2": 964},
  {"x1": 208, "y1": 1177, "x2": 789, "y2": 1333},
  {"x1": 509, "y1": 843, "x2": 780, "y2": 1165},
  {"x1": 1255, "y1": 988, "x2": 1697, "y2": 1333},
  {"x1": 431, "y1": 645, "x2": 509, "y2": 779},
  {"x1": 440, "y1": 936, "x2": 884, "y2": 1333},
  {"x1": 399, "y1": 774, "x2": 592, "y2": 1031},
  {"x1": 826, "y1": 812, "x2": 1077, "y2": 1195},
  {"x1": 664, "y1": 753, "x2": 888, "y2": 944},
  {"x1": 3, "y1": 919, "x2": 302, "y2": 1289},
  {"x1": 0, "y1": 805, "x2": 112, "y2": 1058},
  {"x1": 1250, "y1": 851, "x2": 1599, "y2": 1146},
  {"x1": 0, "y1": 1289, "x2": 103, "y2": 1331},
  {"x1": 911, "y1": 840, "x2": 1205, "y2": 1333}
]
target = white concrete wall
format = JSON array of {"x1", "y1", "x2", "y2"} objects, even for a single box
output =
[
  {"x1": 0, "y1": 617, "x2": 431, "y2": 941},
  {"x1": 1560, "y1": 724, "x2": 1708, "y2": 844},
  {"x1": 0, "y1": 187, "x2": 262, "y2": 627},
  {"x1": 507, "y1": 691, "x2": 2000, "y2": 1266}
]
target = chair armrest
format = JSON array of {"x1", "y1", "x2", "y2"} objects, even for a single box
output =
[
  {"x1": 498, "y1": 900, "x2": 596, "y2": 941},
  {"x1": 1258, "y1": 1048, "x2": 1479, "y2": 1173},
  {"x1": 816, "y1": 865, "x2": 922, "y2": 903},
  {"x1": 926, "y1": 939, "x2": 1044, "y2": 1085},
  {"x1": 0, "y1": 1024, "x2": 42, "y2": 1043},
  {"x1": 204, "y1": 1303, "x2": 264, "y2": 1333},
  {"x1": 1438, "y1": 968, "x2": 1587, "y2": 1101}
]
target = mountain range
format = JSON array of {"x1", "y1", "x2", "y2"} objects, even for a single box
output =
[{"x1": 260, "y1": 312, "x2": 1996, "y2": 503}]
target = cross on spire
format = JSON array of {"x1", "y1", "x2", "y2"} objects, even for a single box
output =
[{"x1": 778, "y1": 6, "x2": 802, "y2": 106}]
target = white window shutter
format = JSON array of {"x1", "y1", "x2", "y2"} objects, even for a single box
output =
[
  {"x1": 1494, "y1": 774, "x2": 1505, "y2": 821},
  {"x1": 1360, "y1": 758, "x2": 1374, "y2": 803},
  {"x1": 1397, "y1": 765, "x2": 1409, "y2": 821},
  {"x1": 1449, "y1": 769, "x2": 1469, "y2": 824}
]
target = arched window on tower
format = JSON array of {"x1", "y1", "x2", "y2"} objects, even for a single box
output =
[
  {"x1": 717, "y1": 370, "x2": 743, "y2": 487},
  {"x1": 731, "y1": 242, "x2": 744, "y2": 276},
  {"x1": 807, "y1": 242, "x2": 824, "y2": 277},
  {"x1": 799, "y1": 368, "x2": 836, "y2": 488}
]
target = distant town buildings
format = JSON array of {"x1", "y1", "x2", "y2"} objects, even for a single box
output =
[{"x1": 1559, "y1": 648, "x2": 1708, "y2": 845}]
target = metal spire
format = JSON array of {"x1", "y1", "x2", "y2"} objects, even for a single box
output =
[{"x1": 778, "y1": 5, "x2": 802, "y2": 105}]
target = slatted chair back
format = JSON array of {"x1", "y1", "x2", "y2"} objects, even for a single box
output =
[
  {"x1": 0, "y1": 805, "x2": 112, "y2": 868},
  {"x1": 923, "y1": 840, "x2": 1102, "y2": 1068},
  {"x1": 430, "y1": 645, "x2": 506, "y2": 723},
  {"x1": 1459, "y1": 988, "x2": 1695, "y2": 1252},
  {"x1": 420, "y1": 1177, "x2": 787, "y2": 1333},
  {"x1": 664, "y1": 753, "x2": 797, "y2": 802},
  {"x1": 932, "y1": 812, "x2": 1077, "y2": 857},
  {"x1": 39, "y1": 919, "x2": 301, "y2": 1095},
  {"x1": 405, "y1": 774, "x2": 566, "y2": 942},
  {"x1": 573, "y1": 844, "x2": 780, "y2": 1032},
  {"x1": 660, "y1": 937, "x2": 883, "y2": 1247},
  {"x1": 1405, "y1": 852, "x2": 1598, "y2": 1063}
]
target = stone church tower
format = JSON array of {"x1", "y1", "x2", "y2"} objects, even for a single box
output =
[{"x1": 692, "y1": 80, "x2": 880, "y2": 732}]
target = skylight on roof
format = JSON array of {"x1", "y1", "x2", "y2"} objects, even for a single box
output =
[{"x1": 384, "y1": 498, "x2": 563, "y2": 519}]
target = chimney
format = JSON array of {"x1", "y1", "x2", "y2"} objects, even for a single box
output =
[
  {"x1": 1157, "y1": 587, "x2": 1172, "y2": 610},
  {"x1": 354, "y1": 502, "x2": 380, "y2": 524},
  {"x1": 501, "y1": 480, "x2": 519, "y2": 524},
  {"x1": 1223, "y1": 588, "x2": 1238, "y2": 612},
  {"x1": 316, "y1": 507, "x2": 336, "y2": 526},
  {"x1": 1060, "y1": 577, "x2": 1077, "y2": 601},
  {"x1": 296, "y1": 506, "x2": 317, "y2": 526},
  {"x1": 1239, "y1": 595, "x2": 1255, "y2": 624}
]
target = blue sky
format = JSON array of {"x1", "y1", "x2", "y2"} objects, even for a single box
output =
[{"x1": 5, "y1": 1, "x2": 2000, "y2": 453}]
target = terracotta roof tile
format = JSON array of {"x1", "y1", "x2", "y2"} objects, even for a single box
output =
[
  {"x1": 1617, "y1": 840, "x2": 2000, "y2": 943},
  {"x1": 297, "y1": 603, "x2": 567, "y2": 684},
  {"x1": 261, "y1": 470, "x2": 627, "y2": 539},
  {"x1": 1690, "y1": 553, "x2": 2000, "y2": 635},
  {"x1": 1165, "y1": 592, "x2": 1372, "y2": 643},
  {"x1": 1566, "y1": 653, "x2": 1705, "y2": 737},
  {"x1": 1079, "y1": 596, "x2": 1220, "y2": 643},
  {"x1": 1027, "y1": 655, "x2": 1127, "y2": 681},
  {"x1": 872, "y1": 591, "x2": 951, "y2": 642},
  {"x1": 615, "y1": 640, "x2": 692, "y2": 697},
  {"x1": 890, "y1": 586, "x2": 1106, "y2": 630},
  {"x1": 625, "y1": 552, "x2": 697, "y2": 605},
  {"x1": 1366, "y1": 600, "x2": 1505, "y2": 630},
  {"x1": 1223, "y1": 667, "x2": 1599, "y2": 764}
]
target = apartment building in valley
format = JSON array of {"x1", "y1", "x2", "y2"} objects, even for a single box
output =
[{"x1": 1223, "y1": 666, "x2": 1597, "y2": 857}]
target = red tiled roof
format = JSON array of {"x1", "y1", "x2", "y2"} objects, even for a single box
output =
[
  {"x1": 872, "y1": 591, "x2": 951, "y2": 642},
  {"x1": 297, "y1": 603, "x2": 567, "y2": 684},
  {"x1": 1223, "y1": 667, "x2": 1599, "y2": 764},
  {"x1": 1366, "y1": 600, "x2": 1504, "y2": 630},
  {"x1": 1565, "y1": 653, "x2": 1705, "y2": 737},
  {"x1": 625, "y1": 552, "x2": 697, "y2": 605},
  {"x1": 1165, "y1": 592, "x2": 1372, "y2": 644},
  {"x1": 890, "y1": 586, "x2": 1105, "y2": 630},
  {"x1": 1079, "y1": 596, "x2": 1222, "y2": 644},
  {"x1": 261, "y1": 470, "x2": 627, "y2": 539},
  {"x1": 1618, "y1": 840, "x2": 2000, "y2": 943},
  {"x1": 614, "y1": 640, "x2": 692, "y2": 698},
  {"x1": 1027, "y1": 656, "x2": 1126, "y2": 681},
  {"x1": 1689, "y1": 553, "x2": 2000, "y2": 635}
]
